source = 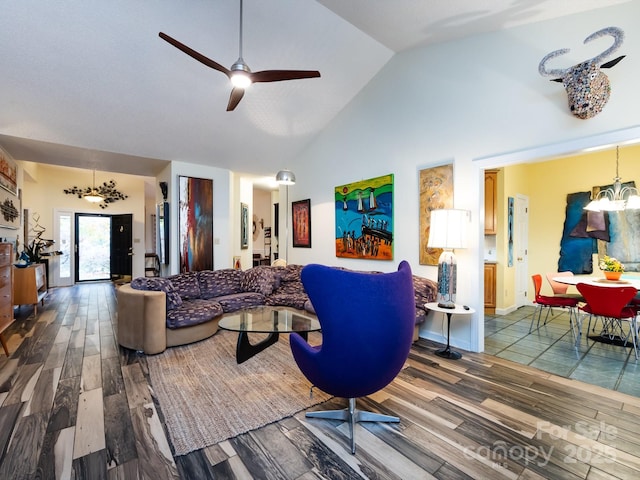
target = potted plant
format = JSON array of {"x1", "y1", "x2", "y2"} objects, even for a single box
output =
[{"x1": 599, "y1": 255, "x2": 625, "y2": 281}]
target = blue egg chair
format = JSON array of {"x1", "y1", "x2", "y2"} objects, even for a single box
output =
[{"x1": 290, "y1": 260, "x2": 416, "y2": 454}]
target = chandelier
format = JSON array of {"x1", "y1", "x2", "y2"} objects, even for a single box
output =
[
  {"x1": 63, "y1": 170, "x2": 128, "y2": 209},
  {"x1": 584, "y1": 146, "x2": 640, "y2": 212}
]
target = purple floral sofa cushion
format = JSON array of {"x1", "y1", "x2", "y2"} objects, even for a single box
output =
[
  {"x1": 197, "y1": 269, "x2": 243, "y2": 299},
  {"x1": 266, "y1": 277, "x2": 309, "y2": 310},
  {"x1": 168, "y1": 272, "x2": 201, "y2": 300},
  {"x1": 130, "y1": 277, "x2": 183, "y2": 310},
  {"x1": 216, "y1": 292, "x2": 266, "y2": 312},
  {"x1": 277, "y1": 264, "x2": 304, "y2": 283},
  {"x1": 166, "y1": 299, "x2": 224, "y2": 329},
  {"x1": 241, "y1": 266, "x2": 277, "y2": 296},
  {"x1": 412, "y1": 275, "x2": 438, "y2": 323}
]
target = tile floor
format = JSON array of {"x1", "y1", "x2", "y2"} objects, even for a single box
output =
[{"x1": 485, "y1": 306, "x2": 640, "y2": 397}]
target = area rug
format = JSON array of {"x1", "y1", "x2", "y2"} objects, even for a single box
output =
[{"x1": 146, "y1": 330, "x2": 331, "y2": 456}]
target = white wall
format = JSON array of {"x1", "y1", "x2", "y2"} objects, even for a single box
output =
[
  {"x1": 19, "y1": 163, "x2": 149, "y2": 283},
  {"x1": 285, "y1": 1, "x2": 640, "y2": 352}
]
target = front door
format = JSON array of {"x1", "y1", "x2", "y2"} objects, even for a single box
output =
[
  {"x1": 74, "y1": 213, "x2": 133, "y2": 282},
  {"x1": 111, "y1": 214, "x2": 133, "y2": 280},
  {"x1": 75, "y1": 214, "x2": 111, "y2": 282}
]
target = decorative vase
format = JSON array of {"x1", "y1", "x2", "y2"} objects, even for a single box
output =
[{"x1": 604, "y1": 271, "x2": 622, "y2": 281}]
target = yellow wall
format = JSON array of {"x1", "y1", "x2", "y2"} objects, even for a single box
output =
[
  {"x1": 21, "y1": 163, "x2": 151, "y2": 279},
  {"x1": 497, "y1": 144, "x2": 640, "y2": 308}
]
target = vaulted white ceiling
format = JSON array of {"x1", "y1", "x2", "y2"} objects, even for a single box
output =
[{"x1": 0, "y1": 0, "x2": 629, "y2": 179}]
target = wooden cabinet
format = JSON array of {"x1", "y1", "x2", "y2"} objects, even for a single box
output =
[
  {"x1": 13, "y1": 263, "x2": 47, "y2": 315},
  {"x1": 484, "y1": 262, "x2": 496, "y2": 313},
  {"x1": 0, "y1": 243, "x2": 14, "y2": 355},
  {"x1": 485, "y1": 170, "x2": 498, "y2": 235}
]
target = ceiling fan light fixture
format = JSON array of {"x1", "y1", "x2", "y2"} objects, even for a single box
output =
[
  {"x1": 230, "y1": 71, "x2": 252, "y2": 89},
  {"x1": 158, "y1": 0, "x2": 320, "y2": 111}
]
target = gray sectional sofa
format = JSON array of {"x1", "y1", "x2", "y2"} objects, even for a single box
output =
[{"x1": 116, "y1": 264, "x2": 437, "y2": 354}]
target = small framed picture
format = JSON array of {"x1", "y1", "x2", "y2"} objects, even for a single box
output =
[{"x1": 292, "y1": 199, "x2": 311, "y2": 248}]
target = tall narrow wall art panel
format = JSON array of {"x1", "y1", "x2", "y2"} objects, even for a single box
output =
[
  {"x1": 179, "y1": 176, "x2": 213, "y2": 272},
  {"x1": 334, "y1": 174, "x2": 393, "y2": 260},
  {"x1": 419, "y1": 164, "x2": 453, "y2": 265}
]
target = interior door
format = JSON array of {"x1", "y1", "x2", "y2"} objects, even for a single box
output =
[
  {"x1": 111, "y1": 214, "x2": 133, "y2": 280},
  {"x1": 515, "y1": 194, "x2": 529, "y2": 307}
]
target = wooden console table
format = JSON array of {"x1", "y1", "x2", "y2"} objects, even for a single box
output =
[
  {"x1": 13, "y1": 263, "x2": 47, "y2": 315},
  {"x1": 0, "y1": 243, "x2": 14, "y2": 355}
]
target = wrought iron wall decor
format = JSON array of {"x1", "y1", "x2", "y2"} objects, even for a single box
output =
[
  {"x1": 0, "y1": 194, "x2": 19, "y2": 229},
  {"x1": 63, "y1": 178, "x2": 128, "y2": 208}
]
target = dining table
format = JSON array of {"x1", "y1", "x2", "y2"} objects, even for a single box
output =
[
  {"x1": 552, "y1": 274, "x2": 640, "y2": 290},
  {"x1": 552, "y1": 273, "x2": 640, "y2": 350}
]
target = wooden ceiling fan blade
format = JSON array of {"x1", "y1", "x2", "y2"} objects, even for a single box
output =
[
  {"x1": 159, "y1": 32, "x2": 230, "y2": 77},
  {"x1": 250, "y1": 70, "x2": 321, "y2": 83},
  {"x1": 226, "y1": 87, "x2": 245, "y2": 111}
]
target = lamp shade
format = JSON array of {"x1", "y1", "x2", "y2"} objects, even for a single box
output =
[
  {"x1": 275, "y1": 169, "x2": 296, "y2": 185},
  {"x1": 427, "y1": 209, "x2": 470, "y2": 250}
]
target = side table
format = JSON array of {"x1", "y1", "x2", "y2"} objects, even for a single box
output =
[{"x1": 425, "y1": 302, "x2": 475, "y2": 360}]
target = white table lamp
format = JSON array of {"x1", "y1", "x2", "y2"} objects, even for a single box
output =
[{"x1": 427, "y1": 209, "x2": 470, "y2": 308}]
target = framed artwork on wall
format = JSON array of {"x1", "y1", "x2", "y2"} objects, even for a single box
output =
[
  {"x1": 0, "y1": 187, "x2": 20, "y2": 229},
  {"x1": 0, "y1": 145, "x2": 18, "y2": 196},
  {"x1": 240, "y1": 203, "x2": 249, "y2": 249},
  {"x1": 292, "y1": 199, "x2": 311, "y2": 248},
  {"x1": 419, "y1": 164, "x2": 453, "y2": 265},
  {"x1": 178, "y1": 176, "x2": 213, "y2": 272},
  {"x1": 334, "y1": 174, "x2": 393, "y2": 260}
]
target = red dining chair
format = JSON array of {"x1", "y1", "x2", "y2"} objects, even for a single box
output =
[
  {"x1": 545, "y1": 272, "x2": 584, "y2": 300},
  {"x1": 576, "y1": 283, "x2": 639, "y2": 359},
  {"x1": 530, "y1": 274, "x2": 580, "y2": 334}
]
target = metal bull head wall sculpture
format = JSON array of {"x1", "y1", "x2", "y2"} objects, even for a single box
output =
[{"x1": 538, "y1": 27, "x2": 625, "y2": 119}]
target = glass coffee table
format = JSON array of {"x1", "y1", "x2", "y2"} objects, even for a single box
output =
[{"x1": 218, "y1": 305, "x2": 321, "y2": 364}]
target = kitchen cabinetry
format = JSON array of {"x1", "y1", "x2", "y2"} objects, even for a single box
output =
[
  {"x1": 485, "y1": 170, "x2": 498, "y2": 235},
  {"x1": 13, "y1": 263, "x2": 47, "y2": 315},
  {"x1": 0, "y1": 243, "x2": 13, "y2": 355},
  {"x1": 484, "y1": 262, "x2": 496, "y2": 313}
]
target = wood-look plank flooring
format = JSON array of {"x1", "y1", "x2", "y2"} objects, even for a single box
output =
[{"x1": 1, "y1": 282, "x2": 640, "y2": 479}]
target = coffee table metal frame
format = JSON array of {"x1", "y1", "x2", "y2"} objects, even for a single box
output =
[{"x1": 218, "y1": 305, "x2": 321, "y2": 363}]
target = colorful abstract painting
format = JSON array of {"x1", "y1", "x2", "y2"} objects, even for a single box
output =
[
  {"x1": 334, "y1": 174, "x2": 393, "y2": 260},
  {"x1": 178, "y1": 176, "x2": 213, "y2": 272},
  {"x1": 292, "y1": 199, "x2": 311, "y2": 248},
  {"x1": 419, "y1": 164, "x2": 453, "y2": 265}
]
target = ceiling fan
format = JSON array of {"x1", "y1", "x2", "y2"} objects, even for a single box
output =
[{"x1": 159, "y1": 0, "x2": 321, "y2": 111}]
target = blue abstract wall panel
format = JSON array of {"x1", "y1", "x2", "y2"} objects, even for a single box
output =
[{"x1": 559, "y1": 192, "x2": 594, "y2": 274}]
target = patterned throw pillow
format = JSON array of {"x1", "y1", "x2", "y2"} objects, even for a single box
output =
[
  {"x1": 167, "y1": 272, "x2": 201, "y2": 300},
  {"x1": 241, "y1": 266, "x2": 276, "y2": 296},
  {"x1": 130, "y1": 277, "x2": 183, "y2": 310},
  {"x1": 197, "y1": 269, "x2": 244, "y2": 299}
]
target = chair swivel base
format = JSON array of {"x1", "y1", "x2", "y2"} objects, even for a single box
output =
[{"x1": 305, "y1": 397, "x2": 399, "y2": 454}]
